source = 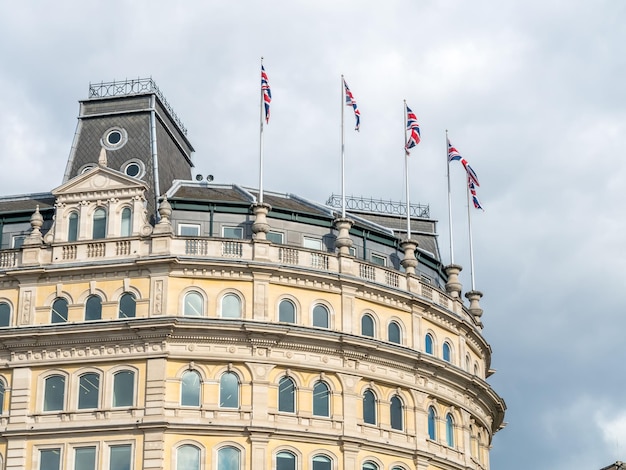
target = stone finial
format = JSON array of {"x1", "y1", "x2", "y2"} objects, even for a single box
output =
[
  {"x1": 444, "y1": 264, "x2": 463, "y2": 298},
  {"x1": 399, "y1": 238, "x2": 418, "y2": 275},
  {"x1": 23, "y1": 205, "x2": 44, "y2": 246},
  {"x1": 98, "y1": 146, "x2": 108, "y2": 167},
  {"x1": 251, "y1": 203, "x2": 272, "y2": 241},
  {"x1": 334, "y1": 217, "x2": 354, "y2": 255},
  {"x1": 153, "y1": 196, "x2": 173, "y2": 234},
  {"x1": 465, "y1": 290, "x2": 484, "y2": 322}
]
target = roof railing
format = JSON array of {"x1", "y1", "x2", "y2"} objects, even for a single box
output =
[{"x1": 326, "y1": 194, "x2": 430, "y2": 218}]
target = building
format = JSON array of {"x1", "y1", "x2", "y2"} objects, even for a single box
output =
[{"x1": 0, "y1": 79, "x2": 505, "y2": 470}]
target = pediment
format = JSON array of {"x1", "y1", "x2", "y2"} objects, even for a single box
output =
[{"x1": 52, "y1": 165, "x2": 148, "y2": 200}]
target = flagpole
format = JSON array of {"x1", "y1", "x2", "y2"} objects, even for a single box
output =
[
  {"x1": 446, "y1": 130, "x2": 455, "y2": 264},
  {"x1": 404, "y1": 100, "x2": 411, "y2": 238},
  {"x1": 466, "y1": 176, "x2": 476, "y2": 290},
  {"x1": 341, "y1": 75, "x2": 346, "y2": 218},
  {"x1": 259, "y1": 57, "x2": 265, "y2": 204}
]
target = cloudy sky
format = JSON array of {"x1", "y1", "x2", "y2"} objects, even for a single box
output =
[{"x1": 1, "y1": 1, "x2": 625, "y2": 468}]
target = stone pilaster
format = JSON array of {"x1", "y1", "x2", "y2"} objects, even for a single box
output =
[
  {"x1": 399, "y1": 238, "x2": 418, "y2": 275},
  {"x1": 444, "y1": 264, "x2": 463, "y2": 298},
  {"x1": 333, "y1": 217, "x2": 354, "y2": 256}
]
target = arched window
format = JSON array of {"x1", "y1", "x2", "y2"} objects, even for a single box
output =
[
  {"x1": 313, "y1": 381, "x2": 330, "y2": 417},
  {"x1": 51, "y1": 298, "x2": 68, "y2": 324},
  {"x1": 388, "y1": 321, "x2": 401, "y2": 344},
  {"x1": 477, "y1": 431, "x2": 483, "y2": 463},
  {"x1": 278, "y1": 377, "x2": 295, "y2": 413},
  {"x1": 112, "y1": 370, "x2": 134, "y2": 407},
  {"x1": 181, "y1": 370, "x2": 201, "y2": 407},
  {"x1": 361, "y1": 314, "x2": 375, "y2": 337},
  {"x1": 177, "y1": 444, "x2": 200, "y2": 470},
  {"x1": 220, "y1": 372, "x2": 239, "y2": 408},
  {"x1": 276, "y1": 451, "x2": 296, "y2": 470},
  {"x1": 78, "y1": 373, "x2": 100, "y2": 409},
  {"x1": 0, "y1": 380, "x2": 5, "y2": 414},
  {"x1": 85, "y1": 295, "x2": 102, "y2": 321},
  {"x1": 279, "y1": 299, "x2": 295, "y2": 323},
  {"x1": 443, "y1": 342, "x2": 452, "y2": 363},
  {"x1": 44, "y1": 375, "x2": 65, "y2": 411},
  {"x1": 465, "y1": 354, "x2": 471, "y2": 372},
  {"x1": 217, "y1": 446, "x2": 240, "y2": 470},
  {"x1": 92, "y1": 207, "x2": 107, "y2": 239},
  {"x1": 427, "y1": 406, "x2": 437, "y2": 440},
  {"x1": 121, "y1": 207, "x2": 132, "y2": 237},
  {"x1": 390, "y1": 395, "x2": 403, "y2": 430},
  {"x1": 0, "y1": 302, "x2": 10, "y2": 327},
  {"x1": 221, "y1": 294, "x2": 242, "y2": 318},
  {"x1": 312, "y1": 455, "x2": 332, "y2": 470},
  {"x1": 119, "y1": 292, "x2": 136, "y2": 318},
  {"x1": 474, "y1": 362, "x2": 479, "y2": 376},
  {"x1": 425, "y1": 333, "x2": 434, "y2": 354},
  {"x1": 446, "y1": 413, "x2": 455, "y2": 446},
  {"x1": 312, "y1": 304, "x2": 329, "y2": 328},
  {"x1": 68, "y1": 212, "x2": 79, "y2": 242},
  {"x1": 363, "y1": 389, "x2": 376, "y2": 425},
  {"x1": 183, "y1": 291, "x2": 204, "y2": 316},
  {"x1": 363, "y1": 462, "x2": 379, "y2": 470}
]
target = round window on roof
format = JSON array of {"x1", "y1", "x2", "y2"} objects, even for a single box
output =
[
  {"x1": 107, "y1": 130, "x2": 122, "y2": 145},
  {"x1": 122, "y1": 160, "x2": 145, "y2": 179},
  {"x1": 101, "y1": 127, "x2": 128, "y2": 150}
]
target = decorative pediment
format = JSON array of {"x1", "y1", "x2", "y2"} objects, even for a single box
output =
[{"x1": 52, "y1": 166, "x2": 149, "y2": 203}]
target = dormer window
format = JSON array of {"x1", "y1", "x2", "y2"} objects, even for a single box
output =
[
  {"x1": 92, "y1": 208, "x2": 107, "y2": 240},
  {"x1": 101, "y1": 127, "x2": 128, "y2": 151}
]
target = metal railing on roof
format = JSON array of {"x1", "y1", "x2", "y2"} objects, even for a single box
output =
[{"x1": 326, "y1": 194, "x2": 430, "y2": 218}]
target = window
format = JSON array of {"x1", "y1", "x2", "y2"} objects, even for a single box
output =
[
  {"x1": 361, "y1": 314, "x2": 375, "y2": 337},
  {"x1": 443, "y1": 342, "x2": 452, "y2": 363},
  {"x1": 390, "y1": 395, "x2": 403, "y2": 430},
  {"x1": 425, "y1": 333, "x2": 434, "y2": 355},
  {"x1": 119, "y1": 293, "x2": 136, "y2": 319},
  {"x1": 278, "y1": 377, "x2": 295, "y2": 413},
  {"x1": 276, "y1": 451, "x2": 296, "y2": 470},
  {"x1": 177, "y1": 445, "x2": 200, "y2": 470},
  {"x1": 112, "y1": 370, "x2": 134, "y2": 407},
  {"x1": 85, "y1": 295, "x2": 102, "y2": 321},
  {"x1": 74, "y1": 446, "x2": 96, "y2": 470},
  {"x1": 363, "y1": 462, "x2": 379, "y2": 470},
  {"x1": 446, "y1": 413, "x2": 455, "y2": 446},
  {"x1": 0, "y1": 302, "x2": 10, "y2": 327},
  {"x1": 388, "y1": 321, "x2": 401, "y2": 344},
  {"x1": 178, "y1": 224, "x2": 200, "y2": 236},
  {"x1": 223, "y1": 226, "x2": 243, "y2": 239},
  {"x1": 51, "y1": 298, "x2": 69, "y2": 324},
  {"x1": 44, "y1": 375, "x2": 65, "y2": 411},
  {"x1": 122, "y1": 160, "x2": 144, "y2": 178},
  {"x1": 109, "y1": 444, "x2": 131, "y2": 470},
  {"x1": 267, "y1": 231, "x2": 283, "y2": 244},
  {"x1": 181, "y1": 370, "x2": 201, "y2": 407},
  {"x1": 312, "y1": 304, "x2": 329, "y2": 328},
  {"x1": 349, "y1": 246, "x2": 357, "y2": 257},
  {"x1": 68, "y1": 212, "x2": 79, "y2": 242},
  {"x1": 217, "y1": 446, "x2": 240, "y2": 470},
  {"x1": 303, "y1": 237, "x2": 322, "y2": 250},
  {"x1": 121, "y1": 208, "x2": 132, "y2": 237},
  {"x1": 313, "y1": 381, "x2": 329, "y2": 417},
  {"x1": 363, "y1": 389, "x2": 376, "y2": 425},
  {"x1": 312, "y1": 455, "x2": 332, "y2": 470},
  {"x1": 12, "y1": 235, "x2": 25, "y2": 249},
  {"x1": 474, "y1": 362, "x2": 479, "y2": 376},
  {"x1": 220, "y1": 372, "x2": 239, "y2": 408},
  {"x1": 221, "y1": 294, "x2": 242, "y2": 319},
  {"x1": 92, "y1": 208, "x2": 107, "y2": 239},
  {"x1": 0, "y1": 381, "x2": 4, "y2": 414},
  {"x1": 278, "y1": 299, "x2": 295, "y2": 323},
  {"x1": 183, "y1": 291, "x2": 204, "y2": 317},
  {"x1": 465, "y1": 355, "x2": 471, "y2": 372},
  {"x1": 371, "y1": 253, "x2": 386, "y2": 266},
  {"x1": 427, "y1": 406, "x2": 437, "y2": 440},
  {"x1": 78, "y1": 373, "x2": 100, "y2": 409},
  {"x1": 39, "y1": 448, "x2": 61, "y2": 470}
]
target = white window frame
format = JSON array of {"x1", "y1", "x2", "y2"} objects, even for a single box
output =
[
  {"x1": 222, "y1": 226, "x2": 244, "y2": 239},
  {"x1": 267, "y1": 231, "x2": 284, "y2": 244},
  {"x1": 371, "y1": 252, "x2": 386, "y2": 266},
  {"x1": 178, "y1": 223, "x2": 201, "y2": 237},
  {"x1": 303, "y1": 237, "x2": 322, "y2": 250},
  {"x1": 12, "y1": 235, "x2": 26, "y2": 249}
]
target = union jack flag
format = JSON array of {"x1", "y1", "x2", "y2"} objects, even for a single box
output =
[
  {"x1": 343, "y1": 79, "x2": 360, "y2": 131},
  {"x1": 468, "y1": 177, "x2": 484, "y2": 210},
  {"x1": 447, "y1": 136, "x2": 479, "y2": 186},
  {"x1": 447, "y1": 137, "x2": 462, "y2": 162},
  {"x1": 405, "y1": 105, "x2": 421, "y2": 155},
  {"x1": 261, "y1": 65, "x2": 271, "y2": 124},
  {"x1": 464, "y1": 162, "x2": 480, "y2": 187}
]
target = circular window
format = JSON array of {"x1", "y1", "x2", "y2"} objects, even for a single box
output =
[
  {"x1": 101, "y1": 127, "x2": 128, "y2": 150},
  {"x1": 107, "y1": 130, "x2": 122, "y2": 145},
  {"x1": 125, "y1": 163, "x2": 140, "y2": 177},
  {"x1": 122, "y1": 160, "x2": 145, "y2": 179},
  {"x1": 79, "y1": 164, "x2": 96, "y2": 174}
]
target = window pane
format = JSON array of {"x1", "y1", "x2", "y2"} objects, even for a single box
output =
[
  {"x1": 390, "y1": 395, "x2": 403, "y2": 430},
  {"x1": 74, "y1": 446, "x2": 96, "y2": 470},
  {"x1": 0, "y1": 381, "x2": 4, "y2": 414},
  {"x1": 78, "y1": 373, "x2": 100, "y2": 409},
  {"x1": 303, "y1": 237, "x2": 322, "y2": 250},
  {"x1": 312, "y1": 455, "x2": 332, "y2": 470},
  {"x1": 425, "y1": 334, "x2": 433, "y2": 354},
  {"x1": 93, "y1": 208, "x2": 107, "y2": 240},
  {"x1": 51, "y1": 298, "x2": 68, "y2": 324},
  {"x1": 184, "y1": 292, "x2": 203, "y2": 316},
  {"x1": 179, "y1": 224, "x2": 200, "y2": 236},
  {"x1": 428, "y1": 406, "x2": 436, "y2": 440},
  {"x1": 388, "y1": 321, "x2": 401, "y2": 344},
  {"x1": 223, "y1": 227, "x2": 243, "y2": 239},
  {"x1": 312, "y1": 304, "x2": 329, "y2": 328},
  {"x1": 68, "y1": 212, "x2": 79, "y2": 242},
  {"x1": 40, "y1": 448, "x2": 61, "y2": 470},
  {"x1": 222, "y1": 294, "x2": 241, "y2": 319},
  {"x1": 276, "y1": 451, "x2": 296, "y2": 470},
  {"x1": 113, "y1": 371, "x2": 134, "y2": 407},
  {"x1": 177, "y1": 445, "x2": 200, "y2": 470},
  {"x1": 85, "y1": 295, "x2": 102, "y2": 321},
  {"x1": 279, "y1": 300, "x2": 295, "y2": 323},
  {"x1": 361, "y1": 314, "x2": 374, "y2": 337},
  {"x1": 0, "y1": 302, "x2": 10, "y2": 327},
  {"x1": 267, "y1": 231, "x2": 283, "y2": 244},
  {"x1": 363, "y1": 390, "x2": 376, "y2": 425},
  {"x1": 181, "y1": 371, "x2": 201, "y2": 407},
  {"x1": 121, "y1": 208, "x2": 132, "y2": 237},
  {"x1": 371, "y1": 253, "x2": 386, "y2": 266},
  {"x1": 44, "y1": 375, "x2": 65, "y2": 411},
  {"x1": 109, "y1": 444, "x2": 131, "y2": 470},
  {"x1": 363, "y1": 462, "x2": 378, "y2": 470},
  {"x1": 446, "y1": 414, "x2": 455, "y2": 446},
  {"x1": 443, "y1": 343, "x2": 451, "y2": 362},
  {"x1": 313, "y1": 381, "x2": 329, "y2": 417},
  {"x1": 220, "y1": 372, "x2": 239, "y2": 408},
  {"x1": 119, "y1": 293, "x2": 136, "y2": 318},
  {"x1": 217, "y1": 446, "x2": 240, "y2": 470},
  {"x1": 278, "y1": 377, "x2": 295, "y2": 413}
]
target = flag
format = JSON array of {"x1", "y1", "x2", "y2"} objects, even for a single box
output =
[
  {"x1": 447, "y1": 137, "x2": 462, "y2": 162},
  {"x1": 405, "y1": 105, "x2": 421, "y2": 154},
  {"x1": 464, "y1": 162, "x2": 480, "y2": 187},
  {"x1": 261, "y1": 65, "x2": 271, "y2": 124},
  {"x1": 447, "y1": 136, "x2": 479, "y2": 186},
  {"x1": 343, "y1": 79, "x2": 360, "y2": 131},
  {"x1": 468, "y1": 177, "x2": 484, "y2": 210}
]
